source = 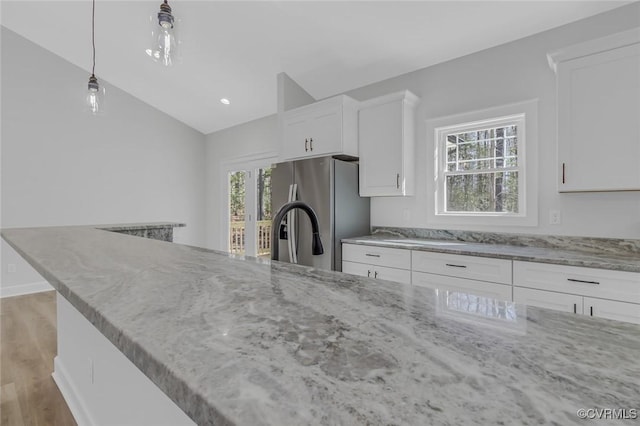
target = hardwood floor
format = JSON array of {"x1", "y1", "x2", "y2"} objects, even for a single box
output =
[{"x1": 1, "y1": 291, "x2": 76, "y2": 426}]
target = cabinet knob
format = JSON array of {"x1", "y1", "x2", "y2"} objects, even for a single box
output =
[
  {"x1": 374, "y1": 271, "x2": 378, "y2": 279},
  {"x1": 367, "y1": 270, "x2": 371, "y2": 277},
  {"x1": 396, "y1": 173, "x2": 400, "y2": 189},
  {"x1": 305, "y1": 138, "x2": 309, "y2": 152},
  {"x1": 309, "y1": 137, "x2": 313, "y2": 151}
]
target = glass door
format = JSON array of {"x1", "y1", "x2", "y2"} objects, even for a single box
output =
[
  {"x1": 255, "y1": 167, "x2": 272, "y2": 258},
  {"x1": 226, "y1": 163, "x2": 273, "y2": 258},
  {"x1": 228, "y1": 170, "x2": 247, "y2": 255}
]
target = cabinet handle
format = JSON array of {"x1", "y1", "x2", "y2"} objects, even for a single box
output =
[
  {"x1": 573, "y1": 303, "x2": 577, "y2": 314},
  {"x1": 567, "y1": 278, "x2": 600, "y2": 285},
  {"x1": 305, "y1": 138, "x2": 309, "y2": 152},
  {"x1": 309, "y1": 137, "x2": 313, "y2": 151},
  {"x1": 365, "y1": 253, "x2": 381, "y2": 258},
  {"x1": 590, "y1": 306, "x2": 593, "y2": 316},
  {"x1": 562, "y1": 163, "x2": 566, "y2": 184},
  {"x1": 396, "y1": 173, "x2": 400, "y2": 189},
  {"x1": 445, "y1": 263, "x2": 467, "y2": 268},
  {"x1": 367, "y1": 270, "x2": 371, "y2": 277},
  {"x1": 374, "y1": 271, "x2": 378, "y2": 278}
]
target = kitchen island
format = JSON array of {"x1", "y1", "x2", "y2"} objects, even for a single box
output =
[{"x1": 2, "y1": 225, "x2": 639, "y2": 425}]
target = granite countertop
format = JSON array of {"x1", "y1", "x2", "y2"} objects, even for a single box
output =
[
  {"x1": 342, "y1": 234, "x2": 640, "y2": 273},
  {"x1": 2, "y1": 226, "x2": 639, "y2": 425},
  {"x1": 95, "y1": 222, "x2": 186, "y2": 231}
]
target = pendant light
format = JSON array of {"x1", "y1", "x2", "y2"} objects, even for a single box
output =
[
  {"x1": 148, "y1": 0, "x2": 178, "y2": 66},
  {"x1": 86, "y1": 0, "x2": 105, "y2": 114}
]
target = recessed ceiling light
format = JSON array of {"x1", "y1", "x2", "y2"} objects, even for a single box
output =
[{"x1": 220, "y1": 98, "x2": 230, "y2": 105}]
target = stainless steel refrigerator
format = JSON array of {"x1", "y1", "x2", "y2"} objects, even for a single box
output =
[{"x1": 271, "y1": 157, "x2": 370, "y2": 271}]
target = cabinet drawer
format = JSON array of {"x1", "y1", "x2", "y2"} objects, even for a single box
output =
[
  {"x1": 412, "y1": 251, "x2": 512, "y2": 284},
  {"x1": 513, "y1": 261, "x2": 640, "y2": 304},
  {"x1": 412, "y1": 271, "x2": 512, "y2": 301},
  {"x1": 342, "y1": 261, "x2": 411, "y2": 285},
  {"x1": 513, "y1": 287, "x2": 582, "y2": 314},
  {"x1": 342, "y1": 244, "x2": 411, "y2": 270}
]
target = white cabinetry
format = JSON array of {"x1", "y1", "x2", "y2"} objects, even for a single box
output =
[
  {"x1": 513, "y1": 261, "x2": 640, "y2": 324},
  {"x1": 342, "y1": 244, "x2": 411, "y2": 285},
  {"x1": 513, "y1": 287, "x2": 583, "y2": 314},
  {"x1": 281, "y1": 95, "x2": 358, "y2": 161},
  {"x1": 358, "y1": 91, "x2": 419, "y2": 196},
  {"x1": 548, "y1": 29, "x2": 640, "y2": 192},
  {"x1": 412, "y1": 251, "x2": 513, "y2": 300}
]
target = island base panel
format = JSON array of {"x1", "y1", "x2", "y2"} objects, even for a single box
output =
[{"x1": 53, "y1": 293, "x2": 195, "y2": 426}]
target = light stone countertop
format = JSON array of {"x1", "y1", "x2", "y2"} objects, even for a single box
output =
[
  {"x1": 342, "y1": 235, "x2": 640, "y2": 273},
  {"x1": 2, "y1": 225, "x2": 639, "y2": 425}
]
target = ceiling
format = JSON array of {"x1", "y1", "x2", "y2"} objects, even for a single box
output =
[{"x1": 1, "y1": 1, "x2": 631, "y2": 134}]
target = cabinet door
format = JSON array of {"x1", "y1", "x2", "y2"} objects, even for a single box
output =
[
  {"x1": 282, "y1": 113, "x2": 311, "y2": 161},
  {"x1": 583, "y1": 297, "x2": 640, "y2": 325},
  {"x1": 557, "y1": 43, "x2": 640, "y2": 192},
  {"x1": 513, "y1": 287, "x2": 582, "y2": 314},
  {"x1": 359, "y1": 99, "x2": 405, "y2": 196},
  {"x1": 342, "y1": 261, "x2": 410, "y2": 285},
  {"x1": 372, "y1": 265, "x2": 411, "y2": 285},
  {"x1": 412, "y1": 271, "x2": 512, "y2": 301},
  {"x1": 308, "y1": 105, "x2": 342, "y2": 157},
  {"x1": 342, "y1": 260, "x2": 373, "y2": 278}
]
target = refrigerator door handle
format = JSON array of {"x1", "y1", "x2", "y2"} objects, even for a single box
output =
[{"x1": 287, "y1": 183, "x2": 298, "y2": 264}]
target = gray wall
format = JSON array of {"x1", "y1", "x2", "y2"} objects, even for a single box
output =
[
  {"x1": 204, "y1": 3, "x2": 640, "y2": 250},
  {"x1": 1, "y1": 28, "x2": 207, "y2": 295}
]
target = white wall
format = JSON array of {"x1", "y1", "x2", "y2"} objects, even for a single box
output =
[
  {"x1": 1, "y1": 28, "x2": 207, "y2": 296},
  {"x1": 205, "y1": 115, "x2": 278, "y2": 250},
  {"x1": 204, "y1": 2, "x2": 640, "y2": 245},
  {"x1": 343, "y1": 2, "x2": 640, "y2": 239}
]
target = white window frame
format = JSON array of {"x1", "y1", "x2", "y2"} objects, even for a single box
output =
[{"x1": 427, "y1": 100, "x2": 538, "y2": 227}]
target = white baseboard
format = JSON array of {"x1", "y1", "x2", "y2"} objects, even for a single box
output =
[
  {"x1": 52, "y1": 356, "x2": 95, "y2": 426},
  {"x1": 0, "y1": 281, "x2": 53, "y2": 298}
]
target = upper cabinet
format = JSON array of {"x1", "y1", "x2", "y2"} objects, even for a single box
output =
[
  {"x1": 280, "y1": 95, "x2": 359, "y2": 162},
  {"x1": 358, "y1": 91, "x2": 419, "y2": 196},
  {"x1": 548, "y1": 29, "x2": 640, "y2": 192}
]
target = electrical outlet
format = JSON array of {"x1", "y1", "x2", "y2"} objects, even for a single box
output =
[
  {"x1": 7, "y1": 264, "x2": 16, "y2": 273},
  {"x1": 549, "y1": 210, "x2": 561, "y2": 225}
]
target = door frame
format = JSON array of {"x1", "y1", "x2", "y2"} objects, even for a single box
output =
[{"x1": 220, "y1": 152, "x2": 278, "y2": 256}]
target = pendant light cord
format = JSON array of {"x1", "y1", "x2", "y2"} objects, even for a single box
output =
[{"x1": 91, "y1": 0, "x2": 96, "y2": 76}]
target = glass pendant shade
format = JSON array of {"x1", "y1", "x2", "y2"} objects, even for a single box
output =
[
  {"x1": 86, "y1": 75, "x2": 106, "y2": 115},
  {"x1": 147, "y1": 0, "x2": 179, "y2": 66}
]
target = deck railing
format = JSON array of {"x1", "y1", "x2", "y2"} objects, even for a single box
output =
[{"x1": 230, "y1": 220, "x2": 271, "y2": 256}]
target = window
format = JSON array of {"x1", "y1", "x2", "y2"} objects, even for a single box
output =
[
  {"x1": 428, "y1": 100, "x2": 538, "y2": 227},
  {"x1": 443, "y1": 116, "x2": 522, "y2": 214}
]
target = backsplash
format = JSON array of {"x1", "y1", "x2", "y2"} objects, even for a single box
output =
[{"x1": 372, "y1": 227, "x2": 640, "y2": 257}]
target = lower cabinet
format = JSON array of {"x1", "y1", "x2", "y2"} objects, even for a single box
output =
[
  {"x1": 513, "y1": 287, "x2": 583, "y2": 314},
  {"x1": 513, "y1": 261, "x2": 640, "y2": 325},
  {"x1": 342, "y1": 260, "x2": 411, "y2": 285},
  {"x1": 584, "y1": 297, "x2": 640, "y2": 324},
  {"x1": 514, "y1": 286, "x2": 640, "y2": 325},
  {"x1": 412, "y1": 271, "x2": 512, "y2": 301},
  {"x1": 342, "y1": 243, "x2": 639, "y2": 325}
]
